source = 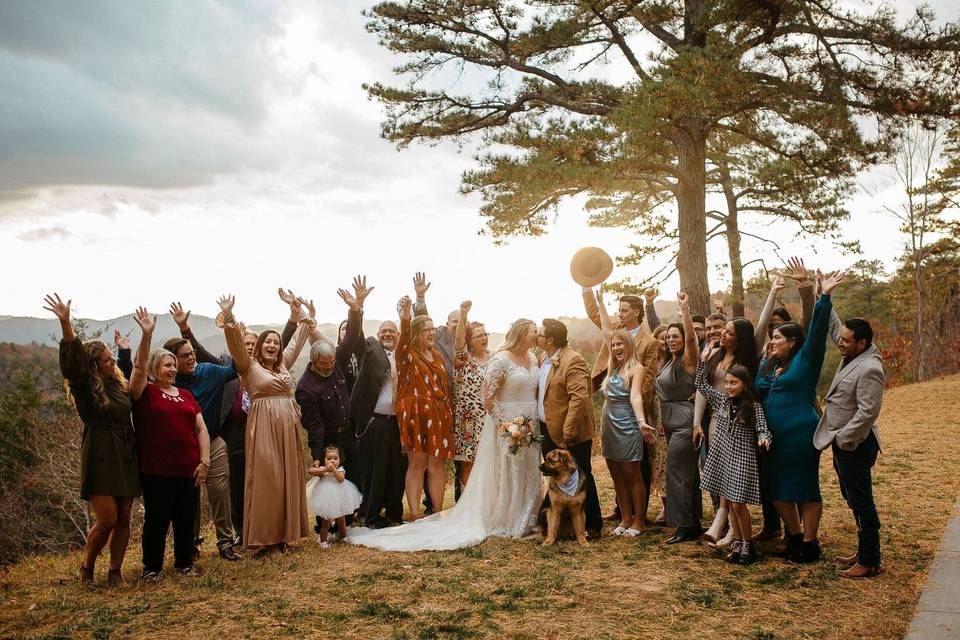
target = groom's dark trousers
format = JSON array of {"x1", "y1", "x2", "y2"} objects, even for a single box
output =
[{"x1": 540, "y1": 422, "x2": 603, "y2": 534}]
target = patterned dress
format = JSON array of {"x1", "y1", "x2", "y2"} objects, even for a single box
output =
[
  {"x1": 397, "y1": 316, "x2": 455, "y2": 459},
  {"x1": 453, "y1": 347, "x2": 486, "y2": 462},
  {"x1": 695, "y1": 361, "x2": 772, "y2": 504}
]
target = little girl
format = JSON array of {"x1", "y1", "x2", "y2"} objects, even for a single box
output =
[
  {"x1": 695, "y1": 350, "x2": 772, "y2": 565},
  {"x1": 306, "y1": 445, "x2": 363, "y2": 548}
]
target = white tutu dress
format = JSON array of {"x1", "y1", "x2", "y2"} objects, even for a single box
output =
[{"x1": 306, "y1": 467, "x2": 363, "y2": 520}]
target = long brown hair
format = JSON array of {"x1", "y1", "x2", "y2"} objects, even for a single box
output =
[
  {"x1": 254, "y1": 330, "x2": 284, "y2": 372},
  {"x1": 66, "y1": 340, "x2": 128, "y2": 409}
]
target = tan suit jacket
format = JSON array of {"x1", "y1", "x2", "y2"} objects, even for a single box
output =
[
  {"x1": 582, "y1": 291, "x2": 659, "y2": 420},
  {"x1": 537, "y1": 347, "x2": 595, "y2": 447}
]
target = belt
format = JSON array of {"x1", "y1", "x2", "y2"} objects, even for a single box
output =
[{"x1": 372, "y1": 412, "x2": 397, "y2": 420}]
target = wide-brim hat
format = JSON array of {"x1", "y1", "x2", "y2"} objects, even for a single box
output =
[{"x1": 570, "y1": 247, "x2": 614, "y2": 287}]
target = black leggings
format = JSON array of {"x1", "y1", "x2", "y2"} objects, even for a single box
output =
[{"x1": 141, "y1": 473, "x2": 197, "y2": 572}]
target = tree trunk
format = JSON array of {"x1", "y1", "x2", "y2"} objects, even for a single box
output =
[
  {"x1": 719, "y1": 165, "x2": 746, "y2": 317},
  {"x1": 915, "y1": 252, "x2": 926, "y2": 382},
  {"x1": 672, "y1": 124, "x2": 710, "y2": 313}
]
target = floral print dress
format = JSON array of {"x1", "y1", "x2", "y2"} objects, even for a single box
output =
[
  {"x1": 454, "y1": 347, "x2": 486, "y2": 462},
  {"x1": 396, "y1": 316, "x2": 455, "y2": 459}
]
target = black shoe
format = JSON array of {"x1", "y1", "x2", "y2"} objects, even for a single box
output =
[
  {"x1": 665, "y1": 526, "x2": 702, "y2": 544},
  {"x1": 735, "y1": 541, "x2": 756, "y2": 565},
  {"x1": 218, "y1": 544, "x2": 242, "y2": 562},
  {"x1": 790, "y1": 539, "x2": 821, "y2": 564},
  {"x1": 364, "y1": 518, "x2": 389, "y2": 530},
  {"x1": 724, "y1": 542, "x2": 743, "y2": 563},
  {"x1": 774, "y1": 533, "x2": 803, "y2": 558}
]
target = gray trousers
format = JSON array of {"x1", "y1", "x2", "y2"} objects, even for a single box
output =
[
  {"x1": 664, "y1": 422, "x2": 702, "y2": 528},
  {"x1": 193, "y1": 436, "x2": 234, "y2": 547}
]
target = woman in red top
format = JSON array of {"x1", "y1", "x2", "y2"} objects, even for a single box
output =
[
  {"x1": 396, "y1": 295, "x2": 454, "y2": 520},
  {"x1": 132, "y1": 346, "x2": 211, "y2": 580}
]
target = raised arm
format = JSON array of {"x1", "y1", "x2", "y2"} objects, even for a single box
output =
[
  {"x1": 643, "y1": 288, "x2": 661, "y2": 331},
  {"x1": 171, "y1": 302, "x2": 220, "y2": 365},
  {"x1": 454, "y1": 300, "x2": 471, "y2": 352},
  {"x1": 785, "y1": 257, "x2": 815, "y2": 334},
  {"x1": 44, "y1": 292, "x2": 76, "y2": 344},
  {"x1": 278, "y1": 288, "x2": 303, "y2": 349},
  {"x1": 581, "y1": 286, "x2": 602, "y2": 329},
  {"x1": 283, "y1": 314, "x2": 316, "y2": 370},
  {"x1": 412, "y1": 272, "x2": 431, "y2": 317},
  {"x1": 128, "y1": 307, "x2": 156, "y2": 401},
  {"x1": 218, "y1": 294, "x2": 251, "y2": 375},
  {"x1": 336, "y1": 276, "x2": 371, "y2": 366},
  {"x1": 114, "y1": 330, "x2": 133, "y2": 381},
  {"x1": 595, "y1": 287, "x2": 614, "y2": 337},
  {"x1": 755, "y1": 275, "x2": 786, "y2": 351},
  {"x1": 800, "y1": 271, "x2": 845, "y2": 377},
  {"x1": 677, "y1": 292, "x2": 699, "y2": 374}
]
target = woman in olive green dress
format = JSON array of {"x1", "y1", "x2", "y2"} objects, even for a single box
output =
[{"x1": 45, "y1": 293, "x2": 154, "y2": 586}]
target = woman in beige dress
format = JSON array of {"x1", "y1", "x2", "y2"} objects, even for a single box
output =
[{"x1": 217, "y1": 294, "x2": 314, "y2": 554}]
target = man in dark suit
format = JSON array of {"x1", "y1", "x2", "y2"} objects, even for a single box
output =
[{"x1": 351, "y1": 308, "x2": 407, "y2": 528}]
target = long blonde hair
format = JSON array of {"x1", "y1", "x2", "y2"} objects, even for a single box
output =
[
  {"x1": 603, "y1": 329, "x2": 639, "y2": 391},
  {"x1": 496, "y1": 318, "x2": 534, "y2": 354},
  {"x1": 65, "y1": 340, "x2": 128, "y2": 409}
]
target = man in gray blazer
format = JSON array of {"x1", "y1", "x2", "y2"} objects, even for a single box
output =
[{"x1": 814, "y1": 314, "x2": 885, "y2": 579}]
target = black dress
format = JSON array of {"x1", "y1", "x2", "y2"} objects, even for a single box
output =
[{"x1": 60, "y1": 339, "x2": 141, "y2": 500}]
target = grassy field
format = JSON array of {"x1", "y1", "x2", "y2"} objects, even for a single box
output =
[{"x1": 2, "y1": 375, "x2": 959, "y2": 640}]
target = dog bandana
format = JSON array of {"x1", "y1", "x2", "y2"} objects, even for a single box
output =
[{"x1": 557, "y1": 469, "x2": 580, "y2": 497}]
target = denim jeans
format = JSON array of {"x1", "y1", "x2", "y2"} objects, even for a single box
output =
[{"x1": 832, "y1": 431, "x2": 881, "y2": 567}]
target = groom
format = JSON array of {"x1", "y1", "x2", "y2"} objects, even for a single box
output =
[{"x1": 536, "y1": 319, "x2": 602, "y2": 538}]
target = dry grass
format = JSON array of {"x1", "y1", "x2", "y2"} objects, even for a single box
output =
[{"x1": 2, "y1": 375, "x2": 960, "y2": 640}]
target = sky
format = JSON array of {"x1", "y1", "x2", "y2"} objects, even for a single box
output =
[{"x1": 2, "y1": 0, "x2": 957, "y2": 330}]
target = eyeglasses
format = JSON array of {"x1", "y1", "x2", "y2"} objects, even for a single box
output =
[
  {"x1": 472, "y1": 332, "x2": 490, "y2": 338},
  {"x1": 176, "y1": 351, "x2": 196, "y2": 360}
]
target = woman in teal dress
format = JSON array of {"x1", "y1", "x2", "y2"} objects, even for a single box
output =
[{"x1": 756, "y1": 271, "x2": 845, "y2": 563}]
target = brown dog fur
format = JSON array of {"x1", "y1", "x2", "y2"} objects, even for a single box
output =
[{"x1": 538, "y1": 449, "x2": 587, "y2": 545}]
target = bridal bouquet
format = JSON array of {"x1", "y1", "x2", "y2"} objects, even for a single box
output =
[{"x1": 498, "y1": 416, "x2": 542, "y2": 455}]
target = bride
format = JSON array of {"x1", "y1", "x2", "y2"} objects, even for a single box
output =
[{"x1": 348, "y1": 318, "x2": 543, "y2": 551}]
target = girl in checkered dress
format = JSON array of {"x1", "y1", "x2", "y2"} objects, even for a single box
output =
[{"x1": 695, "y1": 351, "x2": 772, "y2": 565}]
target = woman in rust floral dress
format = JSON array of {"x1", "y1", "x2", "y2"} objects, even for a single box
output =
[
  {"x1": 397, "y1": 295, "x2": 454, "y2": 520},
  {"x1": 453, "y1": 300, "x2": 490, "y2": 492}
]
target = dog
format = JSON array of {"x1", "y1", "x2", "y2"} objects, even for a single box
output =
[{"x1": 537, "y1": 448, "x2": 587, "y2": 545}]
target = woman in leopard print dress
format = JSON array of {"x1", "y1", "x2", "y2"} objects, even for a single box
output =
[{"x1": 453, "y1": 301, "x2": 490, "y2": 491}]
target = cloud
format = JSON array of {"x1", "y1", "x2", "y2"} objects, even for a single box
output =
[
  {"x1": 16, "y1": 225, "x2": 72, "y2": 242},
  {"x1": 0, "y1": 0, "x2": 291, "y2": 204}
]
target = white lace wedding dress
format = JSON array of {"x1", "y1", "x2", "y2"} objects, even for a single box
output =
[{"x1": 348, "y1": 351, "x2": 543, "y2": 551}]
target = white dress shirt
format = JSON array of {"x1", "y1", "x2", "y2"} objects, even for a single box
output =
[{"x1": 373, "y1": 347, "x2": 397, "y2": 416}]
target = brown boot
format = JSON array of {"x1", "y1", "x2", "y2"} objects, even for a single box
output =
[
  {"x1": 839, "y1": 563, "x2": 884, "y2": 579},
  {"x1": 834, "y1": 552, "x2": 858, "y2": 568}
]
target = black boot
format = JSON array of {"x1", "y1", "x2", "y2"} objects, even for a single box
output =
[
  {"x1": 735, "y1": 541, "x2": 756, "y2": 565},
  {"x1": 774, "y1": 533, "x2": 803, "y2": 559},
  {"x1": 790, "y1": 538, "x2": 821, "y2": 564}
]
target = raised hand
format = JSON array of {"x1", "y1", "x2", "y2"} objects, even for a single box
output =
[
  {"x1": 133, "y1": 307, "x2": 157, "y2": 334},
  {"x1": 820, "y1": 270, "x2": 847, "y2": 294},
  {"x1": 42, "y1": 293, "x2": 71, "y2": 322},
  {"x1": 352, "y1": 275, "x2": 374, "y2": 308},
  {"x1": 278, "y1": 288, "x2": 301, "y2": 320},
  {"x1": 413, "y1": 272, "x2": 431, "y2": 299},
  {"x1": 169, "y1": 301, "x2": 191, "y2": 329},
  {"x1": 712, "y1": 298, "x2": 725, "y2": 314},
  {"x1": 398, "y1": 295, "x2": 412, "y2": 319},
  {"x1": 297, "y1": 296, "x2": 316, "y2": 320},
  {"x1": 236, "y1": 321, "x2": 247, "y2": 336},
  {"x1": 643, "y1": 287, "x2": 658, "y2": 304},
  {"x1": 460, "y1": 300, "x2": 472, "y2": 317},
  {"x1": 114, "y1": 329, "x2": 131, "y2": 350},
  {"x1": 771, "y1": 275, "x2": 786, "y2": 293},
  {"x1": 785, "y1": 257, "x2": 809, "y2": 283},
  {"x1": 337, "y1": 288, "x2": 359, "y2": 311},
  {"x1": 595, "y1": 284, "x2": 605, "y2": 305},
  {"x1": 677, "y1": 291, "x2": 689, "y2": 309},
  {"x1": 217, "y1": 294, "x2": 235, "y2": 313}
]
